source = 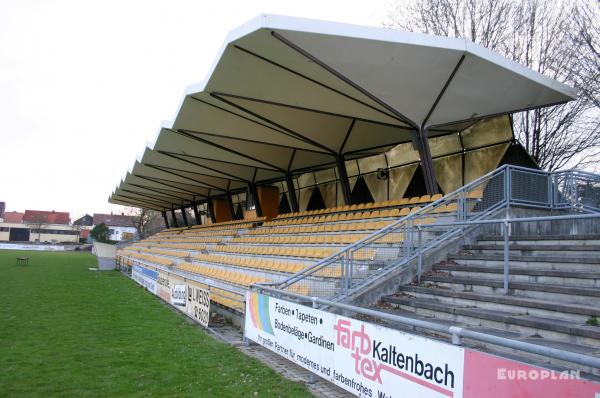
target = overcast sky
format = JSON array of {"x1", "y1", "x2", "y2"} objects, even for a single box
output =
[{"x1": 0, "y1": 0, "x2": 390, "y2": 218}]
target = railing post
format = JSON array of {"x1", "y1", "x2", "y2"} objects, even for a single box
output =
[
  {"x1": 504, "y1": 167, "x2": 511, "y2": 205},
  {"x1": 307, "y1": 297, "x2": 319, "y2": 384},
  {"x1": 449, "y1": 326, "x2": 463, "y2": 345},
  {"x1": 348, "y1": 251, "x2": 354, "y2": 290},
  {"x1": 503, "y1": 220, "x2": 510, "y2": 295},
  {"x1": 417, "y1": 226, "x2": 423, "y2": 285}
]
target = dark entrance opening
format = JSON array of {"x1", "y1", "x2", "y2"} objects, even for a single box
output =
[
  {"x1": 235, "y1": 203, "x2": 244, "y2": 220},
  {"x1": 306, "y1": 187, "x2": 326, "y2": 211},
  {"x1": 9, "y1": 228, "x2": 30, "y2": 242},
  {"x1": 278, "y1": 193, "x2": 291, "y2": 214},
  {"x1": 404, "y1": 165, "x2": 443, "y2": 198},
  {"x1": 350, "y1": 176, "x2": 375, "y2": 204}
]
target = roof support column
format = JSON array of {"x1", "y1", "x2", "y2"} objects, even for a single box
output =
[
  {"x1": 285, "y1": 172, "x2": 299, "y2": 213},
  {"x1": 180, "y1": 207, "x2": 189, "y2": 227},
  {"x1": 206, "y1": 198, "x2": 217, "y2": 223},
  {"x1": 226, "y1": 192, "x2": 236, "y2": 220},
  {"x1": 248, "y1": 184, "x2": 263, "y2": 217},
  {"x1": 335, "y1": 155, "x2": 352, "y2": 205},
  {"x1": 161, "y1": 211, "x2": 169, "y2": 229},
  {"x1": 417, "y1": 128, "x2": 439, "y2": 195},
  {"x1": 192, "y1": 202, "x2": 201, "y2": 225},
  {"x1": 170, "y1": 208, "x2": 179, "y2": 228}
]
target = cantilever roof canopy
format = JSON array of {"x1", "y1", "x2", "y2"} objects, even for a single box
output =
[{"x1": 110, "y1": 14, "x2": 576, "y2": 210}]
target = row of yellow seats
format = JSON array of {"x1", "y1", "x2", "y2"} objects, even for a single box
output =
[
  {"x1": 230, "y1": 234, "x2": 369, "y2": 245},
  {"x1": 431, "y1": 203, "x2": 459, "y2": 213},
  {"x1": 212, "y1": 287, "x2": 244, "y2": 301},
  {"x1": 189, "y1": 218, "x2": 265, "y2": 230},
  {"x1": 184, "y1": 226, "x2": 251, "y2": 234},
  {"x1": 155, "y1": 243, "x2": 208, "y2": 251},
  {"x1": 247, "y1": 220, "x2": 391, "y2": 235},
  {"x1": 215, "y1": 245, "x2": 336, "y2": 259},
  {"x1": 286, "y1": 284, "x2": 311, "y2": 296},
  {"x1": 275, "y1": 194, "x2": 443, "y2": 220},
  {"x1": 194, "y1": 253, "x2": 306, "y2": 274},
  {"x1": 129, "y1": 253, "x2": 174, "y2": 267},
  {"x1": 177, "y1": 262, "x2": 271, "y2": 287},
  {"x1": 143, "y1": 248, "x2": 192, "y2": 258},
  {"x1": 265, "y1": 207, "x2": 420, "y2": 227},
  {"x1": 162, "y1": 236, "x2": 222, "y2": 244},
  {"x1": 211, "y1": 294, "x2": 244, "y2": 311},
  {"x1": 214, "y1": 245, "x2": 375, "y2": 261}
]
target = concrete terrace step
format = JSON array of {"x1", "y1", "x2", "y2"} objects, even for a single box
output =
[
  {"x1": 382, "y1": 295, "x2": 600, "y2": 346},
  {"x1": 420, "y1": 275, "x2": 600, "y2": 306},
  {"x1": 462, "y1": 244, "x2": 600, "y2": 257},
  {"x1": 372, "y1": 307, "x2": 600, "y2": 376},
  {"x1": 478, "y1": 235, "x2": 600, "y2": 246},
  {"x1": 449, "y1": 253, "x2": 600, "y2": 264},
  {"x1": 432, "y1": 264, "x2": 600, "y2": 288},
  {"x1": 447, "y1": 253, "x2": 600, "y2": 272},
  {"x1": 394, "y1": 285, "x2": 600, "y2": 323}
]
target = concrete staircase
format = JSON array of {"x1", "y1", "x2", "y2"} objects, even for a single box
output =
[{"x1": 379, "y1": 234, "x2": 600, "y2": 374}]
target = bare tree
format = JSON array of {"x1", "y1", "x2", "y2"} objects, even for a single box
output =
[
  {"x1": 27, "y1": 213, "x2": 48, "y2": 242},
  {"x1": 125, "y1": 207, "x2": 162, "y2": 238},
  {"x1": 384, "y1": 0, "x2": 600, "y2": 171}
]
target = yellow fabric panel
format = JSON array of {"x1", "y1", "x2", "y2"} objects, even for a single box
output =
[
  {"x1": 433, "y1": 153, "x2": 463, "y2": 194},
  {"x1": 461, "y1": 116, "x2": 513, "y2": 149},
  {"x1": 298, "y1": 186, "x2": 314, "y2": 211},
  {"x1": 296, "y1": 172, "x2": 316, "y2": 189},
  {"x1": 386, "y1": 141, "x2": 420, "y2": 167},
  {"x1": 320, "y1": 181, "x2": 338, "y2": 208},
  {"x1": 429, "y1": 133, "x2": 462, "y2": 158},
  {"x1": 314, "y1": 168, "x2": 337, "y2": 184},
  {"x1": 464, "y1": 143, "x2": 510, "y2": 183},
  {"x1": 345, "y1": 159, "x2": 360, "y2": 177},
  {"x1": 358, "y1": 153, "x2": 387, "y2": 174},
  {"x1": 348, "y1": 176, "x2": 358, "y2": 191},
  {"x1": 389, "y1": 164, "x2": 418, "y2": 200},
  {"x1": 363, "y1": 173, "x2": 388, "y2": 202}
]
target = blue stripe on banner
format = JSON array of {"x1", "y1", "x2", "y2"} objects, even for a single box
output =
[
  {"x1": 142, "y1": 268, "x2": 158, "y2": 280},
  {"x1": 258, "y1": 294, "x2": 273, "y2": 334}
]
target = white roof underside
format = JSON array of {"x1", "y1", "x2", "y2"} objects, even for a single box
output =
[{"x1": 110, "y1": 14, "x2": 575, "y2": 209}]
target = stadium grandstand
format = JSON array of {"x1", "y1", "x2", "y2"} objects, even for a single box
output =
[{"x1": 113, "y1": 15, "x2": 600, "y2": 397}]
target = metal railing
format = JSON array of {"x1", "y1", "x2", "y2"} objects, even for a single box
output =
[
  {"x1": 268, "y1": 165, "x2": 600, "y2": 301},
  {"x1": 411, "y1": 212, "x2": 600, "y2": 293},
  {"x1": 252, "y1": 284, "x2": 600, "y2": 370}
]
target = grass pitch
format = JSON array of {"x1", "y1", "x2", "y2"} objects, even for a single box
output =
[{"x1": 0, "y1": 250, "x2": 312, "y2": 397}]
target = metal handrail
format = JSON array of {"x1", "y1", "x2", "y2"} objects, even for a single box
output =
[
  {"x1": 274, "y1": 165, "x2": 600, "y2": 299},
  {"x1": 275, "y1": 164, "x2": 516, "y2": 289},
  {"x1": 252, "y1": 284, "x2": 600, "y2": 370}
]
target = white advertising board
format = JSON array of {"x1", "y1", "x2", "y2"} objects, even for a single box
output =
[
  {"x1": 186, "y1": 282, "x2": 211, "y2": 327},
  {"x1": 245, "y1": 292, "x2": 464, "y2": 398},
  {"x1": 131, "y1": 265, "x2": 157, "y2": 295}
]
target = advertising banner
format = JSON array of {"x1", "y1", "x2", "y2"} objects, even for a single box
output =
[
  {"x1": 186, "y1": 282, "x2": 211, "y2": 327},
  {"x1": 131, "y1": 265, "x2": 157, "y2": 295},
  {"x1": 171, "y1": 279, "x2": 187, "y2": 310},
  {"x1": 245, "y1": 293, "x2": 600, "y2": 398},
  {"x1": 462, "y1": 350, "x2": 600, "y2": 398},
  {"x1": 156, "y1": 270, "x2": 172, "y2": 303},
  {"x1": 245, "y1": 292, "x2": 464, "y2": 398}
]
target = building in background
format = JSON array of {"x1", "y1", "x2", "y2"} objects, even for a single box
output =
[
  {"x1": 23, "y1": 210, "x2": 70, "y2": 225},
  {"x1": 0, "y1": 202, "x2": 5, "y2": 220},
  {"x1": 73, "y1": 214, "x2": 94, "y2": 240},
  {"x1": 0, "y1": 209, "x2": 78, "y2": 243},
  {"x1": 92, "y1": 213, "x2": 136, "y2": 241},
  {"x1": 3, "y1": 211, "x2": 23, "y2": 224}
]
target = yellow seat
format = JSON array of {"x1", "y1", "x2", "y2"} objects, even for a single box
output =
[{"x1": 418, "y1": 194, "x2": 432, "y2": 203}]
